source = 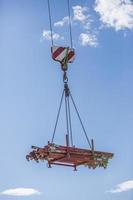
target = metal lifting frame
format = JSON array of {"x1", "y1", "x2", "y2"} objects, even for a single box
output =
[{"x1": 26, "y1": 65, "x2": 114, "y2": 170}]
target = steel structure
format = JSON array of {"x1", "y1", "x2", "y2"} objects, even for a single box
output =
[{"x1": 26, "y1": 142, "x2": 113, "y2": 170}]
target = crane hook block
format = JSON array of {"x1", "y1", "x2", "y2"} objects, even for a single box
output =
[{"x1": 51, "y1": 46, "x2": 75, "y2": 71}]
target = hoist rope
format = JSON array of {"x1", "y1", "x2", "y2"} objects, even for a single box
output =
[
  {"x1": 51, "y1": 90, "x2": 64, "y2": 143},
  {"x1": 47, "y1": 1, "x2": 91, "y2": 149},
  {"x1": 67, "y1": 0, "x2": 73, "y2": 48},
  {"x1": 69, "y1": 92, "x2": 92, "y2": 149},
  {"x1": 47, "y1": 0, "x2": 73, "y2": 48},
  {"x1": 47, "y1": 0, "x2": 54, "y2": 46}
]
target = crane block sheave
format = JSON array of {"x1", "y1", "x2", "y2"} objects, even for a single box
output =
[{"x1": 51, "y1": 46, "x2": 75, "y2": 71}]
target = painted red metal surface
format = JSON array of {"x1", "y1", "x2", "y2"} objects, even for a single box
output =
[
  {"x1": 51, "y1": 46, "x2": 75, "y2": 70},
  {"x1": 26, "y1": 142, "x2": 113, "y2": 170}
]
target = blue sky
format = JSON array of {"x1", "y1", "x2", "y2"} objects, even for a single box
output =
[{"x1": 0, "y1": 0, "x2": 133, "y2": 199}]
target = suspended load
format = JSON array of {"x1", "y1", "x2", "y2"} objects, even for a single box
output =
[
  {"x1": 26, "y1": 143, "x2": 113, "y2": 170},
  {"x1": 26, "y1": 0, "x2": 113, "y2": 171},
  {"x1": 26, "y1": 47, "x2": 114, "y2": 170}
]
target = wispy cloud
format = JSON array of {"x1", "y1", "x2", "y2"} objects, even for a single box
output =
[
  {"x1": 54, "y1": 16, "x2": 69, "y2": 27},
  {"x1": 54, "y1": 5, "x2": 92, "y2": 30},
  {"x1": 108, "y1": 180, "x2": 133, "y2": 193},
  {"x1": 73, "y1": 5, "x2": 88, "y2": 22},
  {"x1": 43, "y1": 2, "x2": 133, "y2": 46},
  {"x1": 95, "y1": 0, "x2": 133, "y2": 31},
  {"x1": 72, "y1": 5, "x2": 92, "y2": 29},
  {"x1": 1, "y1": 188, "x2": 41, "y2": 196},
  {"x1": 79, "y1": 33, "x2": 98, "y2": 47},
  {"x1": 53, "y1": 5, "x2": 97, "y2": 47},
  {"x1": 42, "y1": 30, "x2": 64, "y2": 41}
]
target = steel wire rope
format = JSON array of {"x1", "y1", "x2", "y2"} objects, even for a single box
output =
[
  {"x1": 67, "y1": 0, "x2": 73, "y2": 48},
  {"x1": 48, "y1": 0, "x2": 73, "y2": 48},
  {"x1": 67, "y1": 96, "x2": 74, "y2": 146},
  {"x1": 69, "y1": 92, "x2": 92, "y2": 149},
  {"x1": 51, "y1": 90, "x2": 64, "y2": 143},
  {"x1": 65, "y1": 95, "x2": 70, "y2": 146},
  {"x1": 47, "y1": 0, "x2": 54, "y2": 46},
  {"x1": 67, "y1": 94, "x2": 73, "y2": 146}
]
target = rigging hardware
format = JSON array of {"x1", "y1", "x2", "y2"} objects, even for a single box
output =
[{"x1": 26, "y1": 0, "x2": 113, "y2": 170}]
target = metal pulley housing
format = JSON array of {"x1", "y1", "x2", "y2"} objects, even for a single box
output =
[{"x1": 51, "y1": 46, "x2": 75, "y2": 71}]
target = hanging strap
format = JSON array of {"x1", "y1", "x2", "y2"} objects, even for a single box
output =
[{"x1": 61, "y1": 47, "x2": 69, "y2": 71}]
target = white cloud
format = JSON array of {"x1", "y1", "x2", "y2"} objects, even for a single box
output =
[
  {"x1": 95, "y1": 0, "x2": 133, "y2": 31},
  {"x1": 73, "y1": 5, "x2": 88, "y2": 22},
  {"x1": 42, "y1": 30, "x2": 64, "y2": 41},
  {"x1": 72, "y1": 5, "x2": 92, "y2": 29},
  {"x1": 108, "y1": 180, "x2": 133, "y2": 193},
  {"x1": 52, "y1": 5, "x2": 97, "y2": 48},
  {"x1": 54, "y1": 5, "x2": 92, "y2": 30},
  {"x1": 1, "y1": 188, "x2": 41, "y2": 196},
  {"x1": 79, "y1": 33, "x2": 98, "y2": 47},
  {"x1": 54, "y1": 16, "x2": 69, "y2": 27}
]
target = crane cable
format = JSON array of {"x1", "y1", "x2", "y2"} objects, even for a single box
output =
[
  {"x1": 47, "y1": 0, "x2": 54, "y2": 46},
  {"x1": 69, "y1": 92, "x2": 92, "y2": 149},
  {"x1": 67, "y1": 0, "x2": 73, "y2": 48},
  {"x1": 51, "y1": 90, "x2": 64, "y2": 143},
  {"x1": 47, "y1": 1, "x2": 92, "y2": 149},
  {"x1": 67, "y1": 96, "x2": 74, "y2": 146},
  {"x1": 47, "y1": 0, "x2": 73, "y2": 48}
]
